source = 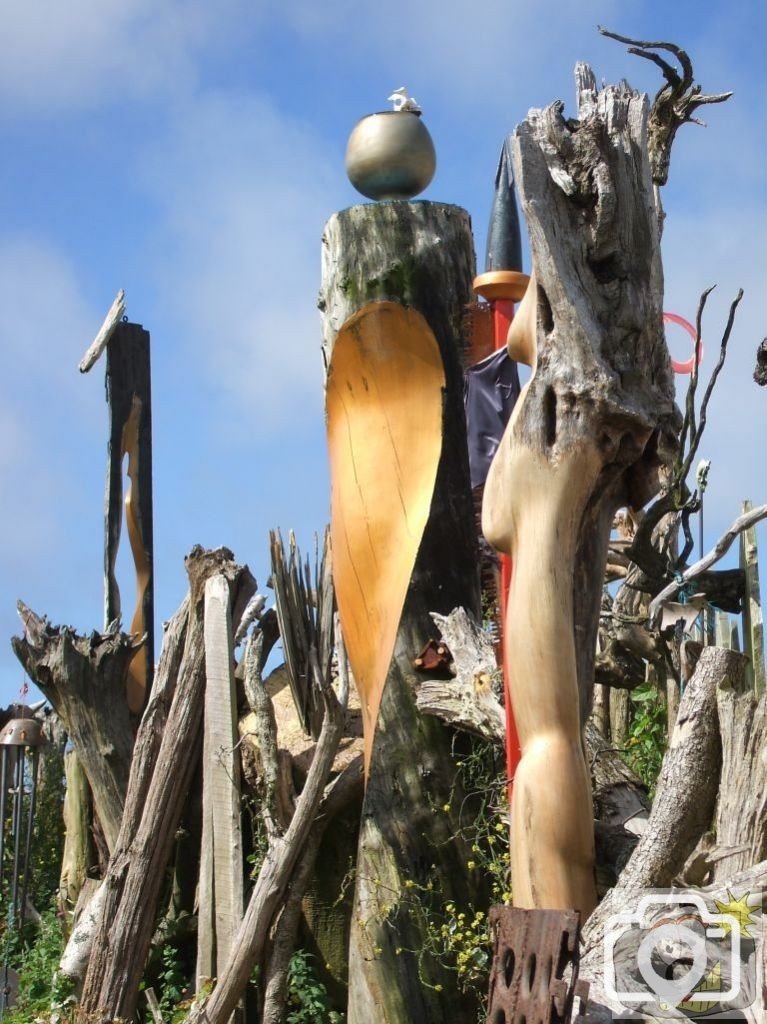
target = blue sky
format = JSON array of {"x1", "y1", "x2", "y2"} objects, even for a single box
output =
[{"x1": 1, "y1": 0, "x2": 765, "y2": 704}]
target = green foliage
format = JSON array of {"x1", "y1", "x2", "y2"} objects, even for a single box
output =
[
  {"x1": 157, "y1": 942, "x2": 187, "y2": 1017},
  {"x1": 624, "y1": 683, "x2": 667, "y2": 793},
  {"x1": 285, "y1": 949, "x2": 345, "y2": 1024},
  {"x1": 1, "y1": 907, "x2": 73, "y2": 1022},
  {"x1": 30, "y1": 743, "x2": 67, "y2": 909}
]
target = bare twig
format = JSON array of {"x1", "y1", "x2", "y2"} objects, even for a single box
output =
[
  {"x1": 678, "y1": 286, "x2": 714, "y2": 456},
  {"x1": 649, "y1": 504, "x2": 767, "y2": 621},
  {"x1": 679, "y1": 288, "x2": 745, "y2": 483}
]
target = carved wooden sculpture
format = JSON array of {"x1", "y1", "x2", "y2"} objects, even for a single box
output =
[
  {"x1": 483, "y1": 66, "x2": 677, "y2": 916},
  {"x1": 322, "y1": 202, "x2": 484, "y2": 1024},
  {"x1": 327, "y1": 301, "x2": 444, "y2": 773}
]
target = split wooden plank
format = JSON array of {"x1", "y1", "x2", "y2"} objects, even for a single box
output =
[
  {"x1": 201, "y1": 574, "x2": 244, "y2": 990},
  {"x1": 715, "y1": 610, "x2": 732, "y2": 648},
  {"x1": 78, "y1": 289, "x2": 126, "y2": 373},
  {"x1": 740, "y1": 499, "x2": 765, "y2": 692},
  {"x1": 104, "y1": 321, "x2": 155, "y2": 713}
]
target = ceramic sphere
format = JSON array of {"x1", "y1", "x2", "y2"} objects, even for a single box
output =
[{"x1": 345, "y1": 111, "x2": 436, "y2": 201}]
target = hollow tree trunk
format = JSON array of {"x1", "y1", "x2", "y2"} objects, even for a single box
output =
[
  {"x1": 482, "y1": 65, "x2": 677, "y2": 914},
  {"x1": 12, "y1": 609, "x2": 139, "y2": 853},
  {"x1": 321, "y1": 201, "x2": 485, "y2": 1024}
]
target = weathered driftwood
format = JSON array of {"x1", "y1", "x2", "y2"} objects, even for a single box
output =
[
  {"x1": 79, "y1": 548, "x2": 255, "y2": 1021},
  {"x1": 196, "y1": 575, "x2": 244, "y2": 994},
  {"x1": 648, "y1": 502, "x2": 767, "y2": 621},
  {"x1": 482, "y1": 64, "x2": 676, "y2": 915},
  {"x1": 582, "y1": 646, "x2": 738, "y2": 953},
  {"x1": 12, "y1": 604, "x2": 139, "y2": 853},
  {"x1": 321, "y1": 201, "x2": 486, "y2": 1024},
  {"x1": 78, "y1": 288, "x2": 126, "y2": 373},
  {"x1": 715, "y1": 654, "x2": 767, "y2": 878},
  {"x1": 104, "y1": 321, "x2": 155, "y2": 714},
  {"x1": 187, "y1": 629, "x2": 350, "y2": 1024}
]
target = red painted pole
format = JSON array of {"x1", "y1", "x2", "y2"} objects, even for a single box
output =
[{"x1": 492, "y1": 300, "x2": 521, "y2": 790}]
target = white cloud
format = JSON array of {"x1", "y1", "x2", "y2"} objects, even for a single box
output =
[
  {"x1": 0, "y1": 0, "x2": 249, "y2": 113},
  {"x1": 137, "y1": 90, "x2": 347, "y2": 423}
]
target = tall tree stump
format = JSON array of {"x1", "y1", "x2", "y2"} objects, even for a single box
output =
[
  {"x1": 482, "y1": 66, "x2": 677, "y2": 913},
  {"x1": 321, "y1": 201, "x2": 485, "y2": 1024}
]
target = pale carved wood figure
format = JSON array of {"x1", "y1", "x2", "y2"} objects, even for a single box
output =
[{"x1": 483, "y1": 65, "x2": 677, "y2": 917}]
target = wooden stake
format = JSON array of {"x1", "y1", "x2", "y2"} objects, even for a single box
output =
[{"x1": 197, "y1": 575, "x2": 244, "y2": 997}]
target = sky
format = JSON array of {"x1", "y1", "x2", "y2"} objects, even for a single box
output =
[{"x1": 1, "y1": 0, "x2": 765, "y2": 705}]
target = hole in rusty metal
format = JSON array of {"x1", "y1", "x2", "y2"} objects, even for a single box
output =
[
  {"x1": 538, "y1": 953, "x2": 552, "y2": 995},
  {"x1": 503, "y1": 949, "x2": 515, "y2": 988}
]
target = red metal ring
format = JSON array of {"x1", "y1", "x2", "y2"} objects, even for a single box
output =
[{"x1": 664, "y1": 312, "x2": 703, "y2": 375}]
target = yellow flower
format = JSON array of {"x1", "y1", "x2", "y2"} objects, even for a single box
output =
[
  {"x1": 442, "y1": 803, "x2": 451, "y2": 812},
  {"x1": 434, "y1": 984, "x2": 443, "y2": 992},
  {"x1": 467, "y1": 860, "x2": 476, "y2": 870},
  {"x1": 404, "y1": 879, "x2": 415, "y2": 888}
]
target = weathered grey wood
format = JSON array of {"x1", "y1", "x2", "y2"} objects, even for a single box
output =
[
  {"x1": 59, "y1": 749, "x2": 92, "y2": 923},
  {"x1": 715, "y1": 610, "x2": 732, "y2": 648},
  {"x1": 322, "y1": 201, "x2": 486, "y2": 1024},
  {"x1": 740, "y1": 499, "x2": 765, "y2": 692},
  {"x1": 187, "y1": 629, "x2": 350, "y2": 1024},
  {"x1": 104, "y1": 321, "x2": 155, "y2": 714},
  {"x1": 78, "y1": 288, "x2": 125, "y2": 373},
  {"x1": 582, "y1": 646, "x2": 737, "y2": 959},
  {"x1": 12, "y1": 604, "x2": 139, "y2": 852},
  {"x1": 715, "y1": 654, "x2": 767, "y2": 878},
  {"x1": 649, "y1": 503, "x2": 767, "y2": 620},
  {"x1": 199, "y1": 575, "x2": 243, "y2": 992},
  {"x1": 609, "y1": 687, "x2": 630, "y2": 749},
  {"x1": 79, "y1": 547, "x2": 255, "y2": 1022}
]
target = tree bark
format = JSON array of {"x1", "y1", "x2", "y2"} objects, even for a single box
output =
[
  {"x1": 321, "y1": 202, "x2": 486, "y2": 1024},
  {"x1": 482, "y1": 64, "x2": 677, "y2": 914},
  {"x1": 79, "y1": 547, "x2": 255, "y2": 1022}
]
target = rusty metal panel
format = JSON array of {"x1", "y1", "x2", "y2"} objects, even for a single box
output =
[{"x1": 486, "y1": 907, "x2": 589, "y2": 1024}]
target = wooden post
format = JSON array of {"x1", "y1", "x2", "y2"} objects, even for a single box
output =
[
  {"x1": 197, "y1": 575, "x2": 244, "y2": 1003},
  {"x1": 321, "y1": 201, "x2": 485, "y2": 1024},
  {"x1": 104, "y1": 321, "x2": 155, "y2": 714},
  {"x1": 740, "y1": 499, "x2": 765, "y2": 692}
]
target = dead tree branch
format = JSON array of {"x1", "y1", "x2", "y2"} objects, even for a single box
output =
[
  {"x1": 649, "y1": 504, "x2": 767, "y2": 621},
  {"x1": 598, "y1": 28, "x2": 732, "y2": 187}
]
